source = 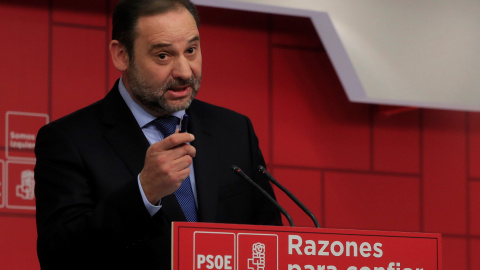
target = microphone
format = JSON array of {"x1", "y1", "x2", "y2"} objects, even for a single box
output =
[
  {"x1": 231, "y1": 165, "x2": 295, "y2": 227},
  {"x1": 257, "y1": 165, "x2": 320, "y2": 228}
]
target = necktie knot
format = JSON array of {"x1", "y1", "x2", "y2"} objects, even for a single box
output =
[{"x1": 152, "y1": 116, "x2": 179, "y2": 138}]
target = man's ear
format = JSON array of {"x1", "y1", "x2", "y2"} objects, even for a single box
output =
[{"x1": 109, "y1": 40, "x2": 129, "y2": 71}]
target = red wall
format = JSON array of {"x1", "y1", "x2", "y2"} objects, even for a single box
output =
[{"x1": 1, "y1": 1, "x2": 479, "y2": 269}]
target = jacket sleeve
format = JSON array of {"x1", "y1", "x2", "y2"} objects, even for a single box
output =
[{"x1": 34, "y1": 123, "x2": 167, "y2": 269}]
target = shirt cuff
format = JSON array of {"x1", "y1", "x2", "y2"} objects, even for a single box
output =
[{"x1": 137, "y1": 174, "x2": 161, "y2": 216}]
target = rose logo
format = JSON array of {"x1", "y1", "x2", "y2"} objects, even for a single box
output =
[
  {"x1": 253, "y1": 243, "x2": 265, "y2": 254},
  {"x1": 249, "y1": 243, "x2": 266, "y2": 270}
]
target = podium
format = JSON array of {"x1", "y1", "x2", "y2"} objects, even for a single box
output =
[{"x1": 172, "y1": 222, "x2": 441, "y2": 270}]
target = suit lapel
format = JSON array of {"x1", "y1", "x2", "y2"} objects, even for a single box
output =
[
  {"x1": 188, "y1": 101, "x2": 221, "y2": 222},
  {"x1": 101, "y1": 84, "x2": 149, "y2": 176}
]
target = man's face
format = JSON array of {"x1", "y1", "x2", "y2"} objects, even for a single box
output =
[{"x1": 124, "y1": 7, "x2": 202, "y2": 116}]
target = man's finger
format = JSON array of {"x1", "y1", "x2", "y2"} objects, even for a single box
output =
[{"x1": 150, "y1": 133, "x2": 195, "y2": 151}]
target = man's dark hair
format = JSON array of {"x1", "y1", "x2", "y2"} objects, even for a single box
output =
[{"x1": 112, "y1": 0, "x2": 199, "y2": 61}]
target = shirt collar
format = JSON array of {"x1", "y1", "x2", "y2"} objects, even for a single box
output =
[{"x1": 117, "y1": 77, "x2": 185, "y2": 128}]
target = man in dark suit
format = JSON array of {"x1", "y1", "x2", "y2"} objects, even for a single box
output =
[{"x1": 34, "y1": 0, "x2": 281, "y2": 269}]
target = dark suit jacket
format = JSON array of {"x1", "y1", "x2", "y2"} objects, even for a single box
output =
[{"x1": 34, "y1": 82, "x2": 281, "y2": 270}]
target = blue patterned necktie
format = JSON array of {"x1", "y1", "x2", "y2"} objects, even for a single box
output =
[{"x1": 152, "y1": 116, "x2": 198, "y2": 222}]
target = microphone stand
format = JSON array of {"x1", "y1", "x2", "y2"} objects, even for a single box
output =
[
  {"x1": 231, "y1": 165, "x2": 295, "y2": 227},
  {"x1": 258, "y1": 165, "x2": 320, "y2": 228}
]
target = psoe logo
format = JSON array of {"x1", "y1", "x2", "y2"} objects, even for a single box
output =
[
  {"x1": 194, "y1": 232, "x2": 236, "y2": 270},
  {"x1": 16, "y1": 169, "x2": 35, "y2": 200},
  {"x1": 238, "y1": 234, "x2": 278, "y2": 270},
  {"x1": 248, "y1": 243, "x2": 266, "y2": 270}
]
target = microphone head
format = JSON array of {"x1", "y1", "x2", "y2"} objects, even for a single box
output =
[
  {"x1": 257, "y1": 165, "x2": 266, "y2": 173},
  {"x1": 231, "y1": 165, "x2": 241, "y2": 173}
]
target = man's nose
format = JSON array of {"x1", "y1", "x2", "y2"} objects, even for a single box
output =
[{"x1": 172, "y1": 56, "x2": 193, "y2": 80}]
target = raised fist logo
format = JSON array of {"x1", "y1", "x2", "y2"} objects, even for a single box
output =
[
  {"x1": 16, "y1": 169, "x2": 35, "y2": 200},
  {"x1": 248, "y1": 243, "x2": 265, "y2": 270}
]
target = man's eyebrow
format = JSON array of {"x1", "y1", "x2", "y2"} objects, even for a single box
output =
[
  {"x1": 150, "y1": 36, "x2": 200, "y2": 50},
  {"x1": 151, "y1": 43, "x2": 171, "y2": 50},
  {"x1": 188, "y1": 36, "x2": 200, "y2": 43}
]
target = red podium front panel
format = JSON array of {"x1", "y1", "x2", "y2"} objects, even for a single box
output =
[{"x1": 172, "y1": 222, "x2": 441, "y2": 270}]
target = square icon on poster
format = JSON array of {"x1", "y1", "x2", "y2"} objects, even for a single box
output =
[
  {"x1": 194, "y1": 232, "x2": 236, "y2": 270},
  {"x1": 6, "y1": 111, "x2": 49, "y2": 160},
  {"x1": 237, "y1": 233, "x2": 278, "y2": 270},
  {"x1": 6, "y1": 161, "x2": 36, "y2": 210}
]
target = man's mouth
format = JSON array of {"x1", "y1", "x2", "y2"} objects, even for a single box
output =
[
  {"x1": 167, "y1": 85, "x2": 192, "y2": 98},
  {"x1": 170, "y1": 85, "x2": 190, "y2": 92}
]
